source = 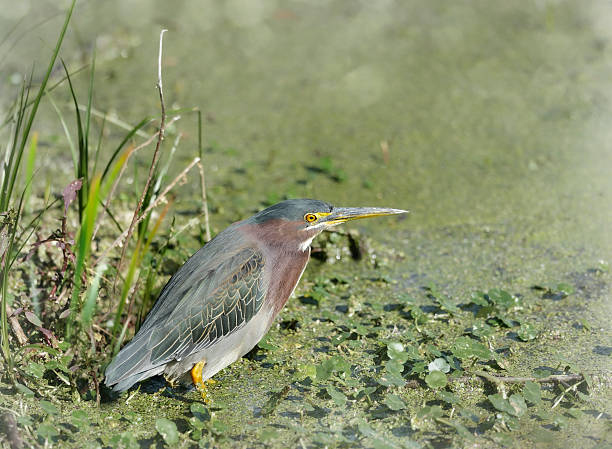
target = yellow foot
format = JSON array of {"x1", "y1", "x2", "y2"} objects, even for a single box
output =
[{"x1": 191, "y1": 360, "x2": 213, "y2": 402}]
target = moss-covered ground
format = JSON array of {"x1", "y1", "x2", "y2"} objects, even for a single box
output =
[{"x1": 1, "y1": 223, "x2": 610, "y2": 448}]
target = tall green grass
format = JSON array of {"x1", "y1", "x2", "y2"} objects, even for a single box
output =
[
  {"x1": 0, "y1": 0, "x2": 76, "y2": 380},
  {"x1": 22, "y1": 132, "x2": 38, "y2": 214},
  {"x1": 1, "y1": 5, "x2": 206, "y2": 399},
  {"x1": 66, "y1": 150, "x2": 129, "y2": 341},
  {"x1": 61, "y1": 55, "x2": 94, "y2": 221}
]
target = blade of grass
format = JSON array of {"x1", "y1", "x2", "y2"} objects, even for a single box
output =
[
  {"x1": 137, "y1": 265, "x2": 157, "y2": 333},
  {"x1": 113, "y1": 200, "x2": 170, "y2": 351},
  {"x1": 0, "y1": 79, "x2": 30, "y2": 211},
  {"x1": 47, "y1": 93, "x2": 79, "y2": 178},
  {"x1": 112, "y1": 239, "x2": 142, "y2": 353},
  {"x1": 196, "y1": 109, "x2": 211, "y2": 242},
  {"x1": 98, "y1": 200, "x2": 123, "y2": 235},
  {"x1": 15, "y1": 197, "x2": 59, "y2": 251},
  {"x1": 0, "y1": 211, "x2": 17, "y2": 373},
  {"x1": 113, "y1": 29, "x2": 168, "y2": 292},
  {"x1": 94, "y1": 116, "x2": 182, "y2": 241},
  {"x1": 136, "y1": 213, "x2": 200, "y2": 331},
  {"x1": 66, "y1": 174, "x2": 100, "y2": 340},
  {"x1": 22, "y1": 132, "x2": 38, "y2": 214},
  {"x1": 81, "y1": 261, "x2": 107, "y2": 330},
  {"x1": 61, "y1": 59, "x2": 88, "y2": 220},
  {"x1": 12, "y1": 178, "x2": 52, "y2": 268},
  {"x1": 6, "y1": 180, "x2": 31, "y2": 277},
  {"x1": 89, "y1": 147, "x2": 130, "y2": 239},
  {"x1": 99, "y1": 150, "x2": 129, "y2": 204},
  {"x1": 93, "y1": 150, "x2": 131, "y2": 237},
  {"x1": 92, "y1": 114, "x2": 106, "y2": 176},
  {"x1": 142, "y1": 199, "x2": 171, "y2": 256},
  {"x1": 77, "y1": 104, "x2": 151, "y2": 138},
  {"x1": 137, "y1": 185, "x2": 154, "y2": 241},
  {"x1": 151, "y1": 133, "x2": 179, "y2": 198},
  {"x1": 100, "y1": 117, "x2": 151, "y2": 182},
  {"x1": 136, "y1": 133, "x2": 179, "y2": 240},
  {"x1": 1, "y1": 180, "x2": 30, "y2": 378},
  {"x1": 84, "y1": 48, "x2": 95, "y2": 175},
  {"x1": 47, "y1": 92, "x2": 77, "y2": 176},
  {"x1": 97, "y1": 157, "x2": 200, "y2": 263}
]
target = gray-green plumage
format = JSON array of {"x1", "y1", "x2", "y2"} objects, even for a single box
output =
[
  {"x1": 104, "y1": 227, "x2": 267, "y2": 391},
  {"x1": 149, "y1": 248, "x2": 265, "y2": 361}
]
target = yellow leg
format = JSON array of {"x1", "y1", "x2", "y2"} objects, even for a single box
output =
[
  {"x1": 191, "y1": 360, "x2": 214, "y2": 401},
  {"x1": 191, "y1": 360, "x2": 206, "y2": 386}
]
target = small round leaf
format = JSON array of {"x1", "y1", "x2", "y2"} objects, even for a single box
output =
[
  {"x1": 40, "y1": 400, "x2": 59, "y2": 416},
  {"x1": 155, "y1": 418, "x2": 179, "y2": 445},
  {"x1": 427, "y1": 357, "x2": 451, "y2": 373},
  {"x1": 425, "y1": 371, "x2": 447, "y2": 389}
]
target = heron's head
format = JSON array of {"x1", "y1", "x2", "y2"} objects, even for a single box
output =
[{"x1": 248, "y1": 199, "x2": 408, "y2": 252}]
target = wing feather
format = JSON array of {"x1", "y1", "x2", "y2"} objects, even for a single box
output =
[{"x1": 105, "y1": 245, "x2": 266, "y2": 390}]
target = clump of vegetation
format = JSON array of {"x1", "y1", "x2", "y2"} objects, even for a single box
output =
[{"x1": 0, "y1": 3, "x2": 210, "y2": 445}]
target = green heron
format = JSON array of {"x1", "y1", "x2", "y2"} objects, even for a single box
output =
[{"x1": 104, "y1": 199, "x2": 407, "y2": 392}]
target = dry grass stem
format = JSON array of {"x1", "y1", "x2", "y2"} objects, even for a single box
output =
[
  {"x1": 96, "y1": 157, "x2": 200, "y2": 263},
  {"x1": 113, "y1": 29, "x2": 168, "y2": 290},
  {"x1": 380, "y1": 140, "x2": 390, "y2": 165},
  {"x1": 473, "y1": 370, "x2": 584, "y2": 385},
  {"x1": 551, "y1": 380, "x2": 585, "y2": 409},
  {"x1": 6, "y1": 306, "x2": 27, "y2": 346},
  {"x1": 77, "y1": 104, "x2": 150, "y2": 138},
  {"x1": 91, "y1": 115, "x2": 180, "y2": 241},
  {"x1": 197, "y1": 159, "x2": 211, "y2": 241}
]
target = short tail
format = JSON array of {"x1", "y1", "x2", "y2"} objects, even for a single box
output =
[
  {"x1": 104, "y1": 333, "x2": 165, "y2": 392},
  {"x1": 108, "y1": 366, "x2": 166, "y2": 392}
]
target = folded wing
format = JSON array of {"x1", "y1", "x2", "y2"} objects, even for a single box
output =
[{"x1": 104, "y1": 246, "x2": 265, "y2": 391}]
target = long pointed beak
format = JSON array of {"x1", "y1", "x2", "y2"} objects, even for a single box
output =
[{"x1": 321, "y1": 206, "x2": 408, "y2": 227}]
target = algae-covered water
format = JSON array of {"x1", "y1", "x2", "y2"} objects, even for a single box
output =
[{"x1": 1, "y1": 1, "x2": 611, "y2": 448}]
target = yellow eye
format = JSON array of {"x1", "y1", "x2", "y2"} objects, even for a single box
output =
[{"x1": 304, "y1": 213, "x2": 317, "y2": 223}]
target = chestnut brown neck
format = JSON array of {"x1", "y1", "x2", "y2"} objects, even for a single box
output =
[{"x1": 242, "y1": 219, "x2": 316, "y2": 314}]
